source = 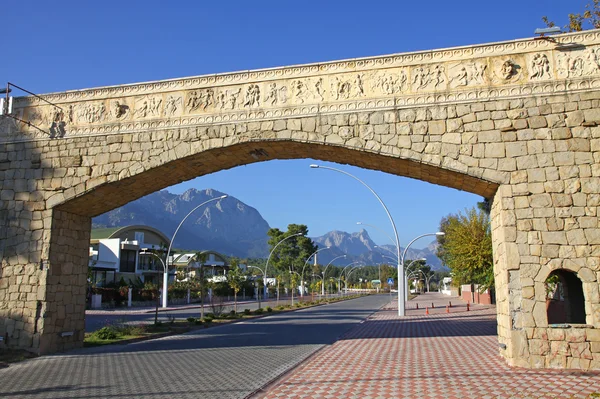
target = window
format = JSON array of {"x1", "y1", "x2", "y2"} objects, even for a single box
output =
[
  {"x1": 120, "y1": 249, "x2": 137, "y2": 273},
  {"x1": 545, "y1": 269, "x2": 586, "y2": 324}
]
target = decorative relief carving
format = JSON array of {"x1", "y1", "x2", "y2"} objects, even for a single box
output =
[
  {"x1": 135, "y1": 96, "x2": 162, "y2": 118},
  {"x1": 373, "y1": 70, "x2": 408, "y2": 95},
  {"x1": 412, "y1": 65, "x2": 446, "y2": 91},
  {"x1": 556, "y1": 47, "x2": 600, "y2": 78},
  {"x1": 529, "y1": 53, "x2": 552, "y2": 80},
  {"x1": 243, "y1": 84, "x2": 260, "y2": 108},
  {"x1": 448, "y1": 62, "x2": 487, "y2": 88},
  {"x1": 111, "y1": 100, "x2": 130, "y2": 120},
  {"x1": 6, "y1": 30, "x2": 600, "y2": 141},
  {"x1": 77, "y1": 102, "x2": 107, "y2": 123},
  {"x1": 164, "y1": 95, "x2": 182, "y2": 117}
]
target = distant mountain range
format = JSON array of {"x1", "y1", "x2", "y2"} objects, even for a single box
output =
[{"x1": 92, "y1": 188, "x2": 445, "y2": 270}]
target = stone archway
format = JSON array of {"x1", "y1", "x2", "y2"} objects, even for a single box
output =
[{"x1": 2, "y1": 30, "x2": 600, "y2": 369}]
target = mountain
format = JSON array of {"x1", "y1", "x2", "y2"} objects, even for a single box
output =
[
  {"x1": 92, "y1": 188, "x2": 270, "y2": 257},
  {"x1": 311, "y1": 229, "x2": 445, "y2": 270},
  {"x1": 92, "y1": 188, "x2": 445, "y2": 268}
]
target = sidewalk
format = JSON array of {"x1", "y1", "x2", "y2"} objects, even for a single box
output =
[{"x1": 256, "y1": 292, "x2": 600, "y2": 399}]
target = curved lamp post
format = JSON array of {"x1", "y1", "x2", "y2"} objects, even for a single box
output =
[
  {"x1": 404, "y1": 258, "x2": 427, "y2": 300},
  {"x1": 400, "y1": 232, "x2": 444, "y2": 302},
  {"x1": 139, "y1": 250, "x2": 165, "y2": 324},
  {"x1": 300, "y1": 246, "x2": 331, "y2": 297},
  {"x1": 312, "y1": 274, "x2": 324, "y2": 298},
  {"x1": 321, "y1": 254, "x2": 346, "y2": 296},
  {"x1": 248, "y1": 265, "x2": 265, "y2": 308},
  {"x1": 264, "y1": 233, "x2": 302, "y2": 299},
  {"x1": 310, "y1": 164, "x2": 404, "y2": 315},
  {"x1": 374, "y1": 245, "x2": 400, "y2": 262},
  {"x1": 164, "y1": 195, "x2": 228, "y2": 308},
  {"x1": 340, "y1": 261, "x2": 362, "y2": 295},
  {"x1": 357, "y1": 222, "x2": 397, "y2": 248}
]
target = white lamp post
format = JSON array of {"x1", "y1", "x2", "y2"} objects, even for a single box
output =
[
  {"x1": 164, "y1": 195, "x2": 228, "y2": 308},
  {"x1": 400, "y1": 232, "x2": 444, "y2": 303},
  {"x1": 321, "y1": 254, "x2": 346, "y2": 296},
  {"x1": 248, "y1": 265, "x2": 265, "y2": 308},
  {"x1": 139, "y1": 249, "x2": 166, "y2": 324},
  {"x1": 310, "y1": 164, "x2": 405, "y2": 316},
  {"x1": 404, "y1": 258, "x2": 426, "y2": 298},
  {"x1": 264, "y1": 233, "x2": 302, "y2": 299},
  {"x1": 340, "y1": 261, "x2": 362, "y2": 295},
  {"x1": 300, "y1": 246, "x2": 331, "y2": 297}
]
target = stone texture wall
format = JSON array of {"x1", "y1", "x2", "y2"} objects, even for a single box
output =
[{"x1": 1, "y1": 30, "x2": 600, "y2": 369}]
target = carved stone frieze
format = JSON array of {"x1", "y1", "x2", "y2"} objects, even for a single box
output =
[{"x1": 3, "y1": 31, "x2": 600, "y2": 142}]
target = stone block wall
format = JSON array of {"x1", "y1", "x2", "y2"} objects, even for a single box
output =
[{"x1": 1, "y1": 32, "x2": 600, "y2": 368}]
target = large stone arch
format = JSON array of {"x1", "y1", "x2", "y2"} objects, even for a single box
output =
[{"x1": 2, "y1": 30, "x2": 600, "y2": 369}]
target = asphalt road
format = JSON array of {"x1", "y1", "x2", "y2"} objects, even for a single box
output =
[{"x1": 1, "y1": 294, "x2": 390, "y2": 399}]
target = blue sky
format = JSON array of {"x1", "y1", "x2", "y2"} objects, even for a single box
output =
[{"x1": 3, "y1": 1, "x2": 582, "y2": 248}]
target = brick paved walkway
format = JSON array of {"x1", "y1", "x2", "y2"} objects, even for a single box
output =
[{"x1": 255, "y1": 293, "x2": 600, "y2": 399}]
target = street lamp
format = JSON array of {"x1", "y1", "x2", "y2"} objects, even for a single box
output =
[
  {"x1": 400, "y1": 232, "x2": 444, "y2": 303},
  {"x1": 300, "y1": 246, "x2": 331, "y2": 297},
  {"x1": 374, "y1": 245, "x2": 399, "y2": 261},
  {"x1": 310, "y1": 164, "x2": 404, "y2": 315},
  {"x1": 321, "y1": 254, "x2": 346, "y2": 296},
  {"x1": 139, "y1": 249, "x2": 165, "y2": 324},
  {"x1": 357, "y1": 222, "x2": 397, "y2": 248},
  {"x1": 164, "y1": 195, "x2": 228, "y2": 308},
  {"x1": 340, "y1": 261, "x2": 362, "y2": 295},
  {"x1": 264, "y1": 233, "x2": 302, "y2": 299},
  {"x1": 248, "y1": 265, "x2": 265, "y2": 308},
  {"x1": 404, "y1": 258, "x2": 427, "y2": 299},
  {"x1": 312, "y1": 274, "x2": 324, "y2": 298}
]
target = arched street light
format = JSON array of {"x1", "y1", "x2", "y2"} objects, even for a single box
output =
[
  {"x1": 400, "y1": 232, "x2": 444, "y2": 303},
  {"x1": 248, "y1": 265, "x2": 265, "y2": 308},
  {"x1": 374, "y1": 245, "x2": 399, "y2": 262},
  {"x1": 264, "y1": 233, "x2": 302, "y2": 299},
  {"x1": 357, "y1": 222, "x2": 397, "y2": 248},
  {"x1": 164, "y1": 195, "x2": 228, "y2": 308},
  {"x1": 339, "y1": 261, "x2": 363, "y2": 295},
  {"x1": 404, "y1": 258, "x2": 427, "y2": 300},
  {"x1": 310, "y1": 164, "x2": 405, "y2": 316},
  {"x1": 322, "y1": 254, "x2": 347, "y2": 296},
  {"x1": 300, "y1": 246, "x2": 331, "y2": 297},
  {"x1": 139, "y1": 250, "x2": 165, "y2": 324},
  {"x1": 311, "y1": 274, "x2": 324, "y2": 298}
]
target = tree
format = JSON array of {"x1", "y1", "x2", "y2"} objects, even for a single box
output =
[
  {"x1": 267, "y1": 224, "x2": 318, "y2": 278},
  {"x1": 227, "y1": 258, "x2": 244, "y2": 313},
  {"x1": 543, "y1": 1, "x2": 600, "y2": 32},
  {"x1": 436, "y1": 207, "x2": 494, "y2": 291}
]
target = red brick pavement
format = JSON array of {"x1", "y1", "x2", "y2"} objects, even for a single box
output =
[{"x1": 255, "y1": 292, "x2": 600, "y2": 399}]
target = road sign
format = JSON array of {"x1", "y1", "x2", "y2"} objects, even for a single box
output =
[
  {"x1": 387, "y1": 277, "x2": 394, "y2": 285},
  {"x1": 372, "y1": 279, "x2": 381, "y2": 286}
]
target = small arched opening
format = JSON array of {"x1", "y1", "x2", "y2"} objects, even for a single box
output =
[{"x1": 545, "y1": 269, "x2": 586, "y2": 325}]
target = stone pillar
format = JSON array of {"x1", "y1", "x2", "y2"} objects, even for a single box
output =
[{"x1": 37, "y1": 209, "x2": 90, "y2": 354}]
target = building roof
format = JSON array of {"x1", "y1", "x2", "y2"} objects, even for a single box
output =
[{"x1": 90, "y1": 225, "x2": 170, "y2": 244}]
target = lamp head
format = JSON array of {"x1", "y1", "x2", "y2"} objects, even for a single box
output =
[
  {"x1": 356, "y1": 222, "x2": 362, "y2": 225},
  {"x1": 309, "y1": 164, "x2": 319, "y2": 168},
  {"x1": 420, "y1": 258, "x2": 427, "y2": 261},
  {"x1": 220, "y1": 195, "x2": 228, "y2": 199},
  {"x1": 436, "y1": 232, "x2": 445, "y2": 236},
  {"x1": 141, "y1": 248, "x2": 149, "y2": 252}
]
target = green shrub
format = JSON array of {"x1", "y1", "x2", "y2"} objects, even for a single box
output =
[
  {"x1": 243, "y1": 309, "x2": 251, "y2": 315},
  {"x1": 187, "y1": 317, "x2": 196, "y2": 323},
  {"x1": 255, "y1": 308, "x2": 263, "y2": 314},
  {"x1": 92, "y1": 326, "x2": 119, "y2": 340},
  {"x1": 194, "y1": 319, "x2": 203, "y2": 325},
  {"x1": 277, "y1": 305, "x2": 285, "y2": 310},
  {"x1": 266, "y1": 307, "x2": 273, "y2": 312},
  {"x1": 295, "y1": 303, "x2": 302, "y2": 308},
  {"x1": 230, "y1": 310, "x2": 236, "y2": 316}
]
